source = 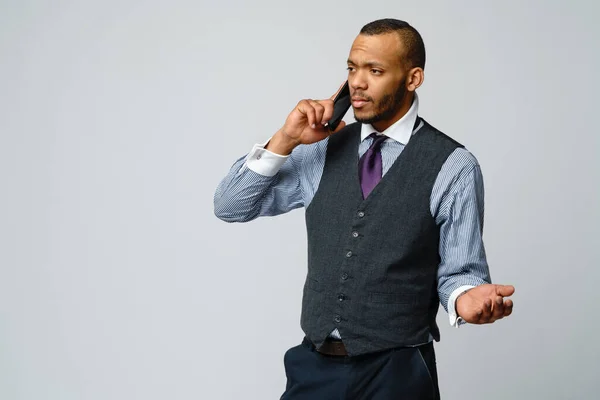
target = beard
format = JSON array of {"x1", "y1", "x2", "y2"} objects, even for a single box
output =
[{"x1": 353, "y1": 79, "x2": 408, "y2": 125}]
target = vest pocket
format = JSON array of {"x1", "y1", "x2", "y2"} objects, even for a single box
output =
[
  {"x1": 305, "y1": 277, "x2": 323, "y2": 293},
  {"x1": 368, "y1": 292, "x2": 418, "y2": 305},
  {"x1": 300, "y1": 278, "x2": 324, "y2": 331}
]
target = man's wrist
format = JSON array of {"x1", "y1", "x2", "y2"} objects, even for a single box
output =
[
  {"x1": 265, "y1": 130, "x2": 299, "y2": 155},
  {"x1": 244, "y1": 138, "x2": 289, "y2": 177},
  {"x1": 448, "y1": 285, "x2": 476, "y2": 327}
]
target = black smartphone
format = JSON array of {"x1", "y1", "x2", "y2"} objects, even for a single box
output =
[{"x1": 325, "y1": 81, "x2": 351, "y2": 131}]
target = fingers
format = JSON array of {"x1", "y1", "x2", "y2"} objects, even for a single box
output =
[
  {"x1": 504, "y1": 298, "x2": 514, "y2": 317},
  {"x1": 297, "y1": 100, "x2": 318, "y2": 128},
  {"x1": 495, "y1": 284, "x2": 515, "y2": 297},
  {"x1": 463, "y1": 285, "x2": 515, "y2": 324},
  {"x1": 491, "y1": 296, "x2": 505, "y2": 321},
  {"x1": 479, "y1": 297, "x2": 513, "y2": 324},
  {"x1": 318, "y1": 99, "x2": 335, "y2": 123},
  {"x1": 488, "y1": 284, "x2": 514, "y2": 322},
  {"x1": 471, "y1": 298, "x2": 492, "y2": 323},
  {"x1": 308, "y1": 100, "x2": 326, "y2": 126},
  {"x1": 480, "y1": 298, "x2": 493, "y2": 322},
  {"x1": 297, "y1": 99, "x2": 332, "y2": 129}
]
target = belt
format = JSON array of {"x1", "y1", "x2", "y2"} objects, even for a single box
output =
[{"x1": 304, "y1": 337, "x2": 349, "y2": 356}]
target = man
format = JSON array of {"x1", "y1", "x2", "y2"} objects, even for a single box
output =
[{"x1": 214, "y1": 18, "x2": 515, "y2": 399}]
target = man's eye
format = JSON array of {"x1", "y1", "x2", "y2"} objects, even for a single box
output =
[
  {"x1": 371, "y1": 69, "x2": 382, "y2": 75},
  {"x1": 347, "y1": 67, "x2": 355, "y2": 72}
]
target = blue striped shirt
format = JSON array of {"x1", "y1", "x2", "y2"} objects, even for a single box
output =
[{"x1": 214, "y1": 95, "x2": 492, "y2": 329}]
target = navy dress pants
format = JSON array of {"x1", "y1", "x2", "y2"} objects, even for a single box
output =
[{"x1": 280, "y1": 338, "x2": 440, "y2": 400}]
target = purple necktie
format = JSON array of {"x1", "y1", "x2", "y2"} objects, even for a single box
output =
[{"x1": 358, "y1": 133, "x2": 388, "y2": 198}]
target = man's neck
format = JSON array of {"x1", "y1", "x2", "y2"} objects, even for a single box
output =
[
  {"x1": 371, "y1": 93, "x2": 415, "y2": 132},
  {"x1": 360, "y1": 93, "x2": 419, "y2": 144}
]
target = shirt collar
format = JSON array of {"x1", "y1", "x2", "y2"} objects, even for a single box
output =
[{"x1": 360, "y1": 93, "x2": 420, "y2": 144}]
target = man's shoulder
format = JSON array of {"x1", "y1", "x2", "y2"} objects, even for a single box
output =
[
  {"x1": 419, "y1": 118, "x2": 465, "y2": 149},
  {"x1": 417, "y1": 117, "x2": 481, "y2": 173},
  {"x1": 446, "y1": 147, "x2": 481, "y2": 173}
]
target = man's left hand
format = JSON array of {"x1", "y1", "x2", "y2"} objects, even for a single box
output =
[{"x1": 456, "y1": 284, "x2": 515, "y2": 324}]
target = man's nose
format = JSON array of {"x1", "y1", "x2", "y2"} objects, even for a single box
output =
[{"x1": 349, "y1": 73, "x2": 368, "y2": 91}]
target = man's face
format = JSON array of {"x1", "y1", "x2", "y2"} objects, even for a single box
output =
[{"x1": 347, "y1": 33, "x2": 408, "y2": 127}]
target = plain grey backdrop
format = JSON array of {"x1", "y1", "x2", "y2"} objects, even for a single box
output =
[{"x1": 1, "y1": 0, "x2": 598, "y2": 399}]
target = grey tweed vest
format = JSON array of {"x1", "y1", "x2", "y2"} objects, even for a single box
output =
[{"x1": 301, "y1": 118, "x2": 463, "y2": 356}]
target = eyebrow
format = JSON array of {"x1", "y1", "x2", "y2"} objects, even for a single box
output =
[{"x1": 347, "y1": 59, "x2": 386, "y2": 68}]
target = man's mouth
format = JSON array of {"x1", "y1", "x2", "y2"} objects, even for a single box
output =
[{"x1": 351, "y1": 97, "x2": 370, "y2": 108}]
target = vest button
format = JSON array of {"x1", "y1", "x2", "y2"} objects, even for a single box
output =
[
  {"x1": 357, "y1": 211, "x2": 365, "y2": 218},
  {"x1": 338, "y1": 294, "x2": 346, "y2": 302},
  {"x1": 346, "y1": 251, "x2": 353, "y2": 258},
  {"x1": 352, "y1": 231, "x2": 359, "y2": 238},
  {"x1": 341, "y1": 272, "x2": 349, "y2": 280},
  {"x1": 334, "y1": 315, "x2": 341, "y2": 323}
]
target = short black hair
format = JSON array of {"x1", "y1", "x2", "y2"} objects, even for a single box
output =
[{"x1": 359, "y1": 18, "x2": 426, "y2": 70}]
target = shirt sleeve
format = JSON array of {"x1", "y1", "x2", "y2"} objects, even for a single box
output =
[
  {"x1": 447, "y1": 285, "x2": 476, "y2": 327},
  {"x1": 435, "y1": 155, "x2": 492, "y2": 326},
  {"x1": 213, "y1": 138, "x2": 305, "y2": 222}
]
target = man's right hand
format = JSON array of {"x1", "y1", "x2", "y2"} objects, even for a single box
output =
[{"x1": 266, "y1": 84, "x2": 348, "y2": 155}]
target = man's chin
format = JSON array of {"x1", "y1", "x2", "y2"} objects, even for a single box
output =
[{"x1": 354, "y1": 112, "x2": 380, "y2": 125}]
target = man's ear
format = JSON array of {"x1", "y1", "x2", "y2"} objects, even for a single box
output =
[{"x1": 406, "y1": 67, "x2": 424, "y2": 91}]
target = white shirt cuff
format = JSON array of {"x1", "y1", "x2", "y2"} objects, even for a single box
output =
[
  {"x1": 242, "y1": 138, "x2": 290, "y2": 177},
  {"x1": 448, "y1": 285, "x2": 476, "y2": 328}
]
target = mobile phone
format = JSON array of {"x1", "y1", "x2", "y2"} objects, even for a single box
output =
[{"x1": 325, "y1": 81, "x2": 351, "y2": 131}]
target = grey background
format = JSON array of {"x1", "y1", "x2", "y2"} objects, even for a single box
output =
[{"x1": 1, "y1": 0, "x2": 598, "y2": 399}]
